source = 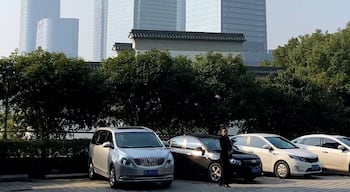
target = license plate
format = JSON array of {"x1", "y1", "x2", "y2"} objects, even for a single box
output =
[
  {"x1": 311, "y1": 165, "x2": 319, "y2": 171},
  {"x1": 251, "y1": 166, "x2": 262, "y2": 174},
  {"x1": 144, "y1": 170, "x2": 158, "y2": 176}
]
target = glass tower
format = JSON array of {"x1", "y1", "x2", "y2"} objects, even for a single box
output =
[
  {"x1": 19, "y1": 0, "x2": 61, "y2": 53},
  {"x1": 105, "y1": 0, "x2": 184, "y2": 58},
  {"x1": 93, "y1": 0, "x2": 108, "y2": 61},
  {"x1": 186, "y1": 0, "x2": 268, "y2": 65}
]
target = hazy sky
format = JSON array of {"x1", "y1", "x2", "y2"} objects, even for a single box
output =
[{"x1": 1, "y1": 0, "x2": 350, "y2": 61}]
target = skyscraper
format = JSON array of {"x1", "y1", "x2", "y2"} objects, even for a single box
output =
[
  {"x1": 92, "y1": 0, "x2": 108, "y2": 61},
  {"x1": 186, "y1": 0, "x2": 268, "y2": 65},
  {"x1": 36, "y1": 18, "x2": 79, "y2": 57},
  {"x1": 19, "y1": 0, "x2": 61, "y2": 53},
  {"x1": 105, "y1": 0, "x2": 184, "y2": 58}
]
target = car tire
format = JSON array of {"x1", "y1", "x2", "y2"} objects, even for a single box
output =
[
  {"x1": 160, "y1": 180, "x2": 172, "y2": 188},
  {"x1": 109, "y1": 165, "x2": 119, "y2": 189},
  {"x1": 274, "y1": 161, "x2": 290, "y2": 179},
  {"x1": 88, "y1": 161, "x2": 96, "y2": 180},
  {"x1": 208, "y1": 163, "x2": 222, "y2": 182}
]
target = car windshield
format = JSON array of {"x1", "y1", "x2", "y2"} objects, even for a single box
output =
[
  {"x1": 199, "y1": 137, "x2": 221, "y2": 151},
  {"x1": 338, "y1": 137, "x2": 350, "y2": 147},
  {"x1": 265, "y1": 136, "x2": 298, "y2": 149},
  {"x1": 115, "y1": 132, "x2": 163, "y2": 148}
]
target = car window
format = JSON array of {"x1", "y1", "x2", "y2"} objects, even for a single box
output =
[
  {"x1": 96, "y1": 130, "x2": 109, "y2": 145},
  {"x1": 232, "y1": 136, "x2": 247, "y2": 146},
  {"x1": 115, "y1": 132, "x2": 163, "y2": 148},
  {"x1": 249, "y1": 136, "x2": 267, "y2": 148},
  {"x1": 185, "y1": 137, "x2": 201, "y2": 150},
  {"x1": 169, "y1": 136, "x2": 185, "y2": 148},
  {"x1": 338, "y1": 137, "x2": 350, "y2": 147},
  {"x1": 265, "y1": 136, "x2": 297, "y2": 149},
  {"x1": 321, "y1": 138, "x2": 339, "y2": 149},
  {"x1": 301, "y1": 137, "x2": 321, "y2": 146},
  {"x1": 91, "y1": 131, "x2": 99, "y2": 145},
  {"x1": 199, "y1": 137, "x2": 221, "y2": 151}
]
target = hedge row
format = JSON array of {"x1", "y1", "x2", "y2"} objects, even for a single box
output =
[{"x1": 0, "y1": 139, "x2": 90, "y2": 177}]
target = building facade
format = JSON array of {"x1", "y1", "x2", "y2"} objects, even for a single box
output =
[
  {"x1": 114, "y1": 29, "x2": 245, "y2": 59},
  {"x1": 36, "y1": 18, "x2": 79, "y2": 57},
  {"x1": 186, "y1": 0, "x2": 268, "y2": 65},
  {"x1": 105, "y1": 0, "x2": 185, "y2": 58},
  {"x1": 19, "y1": 0, "x2": 61, "y2": 53},
  {"x1": 92, "y1": 0, "x2": 108, "y2": 61}
]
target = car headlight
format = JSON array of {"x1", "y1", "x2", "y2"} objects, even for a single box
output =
[
  {"x1": 120, "y1": 157, "x2": 134, "y2": 167},
  {"x1": 166, "y1": 153, "x2": 174, "y2": 165},
  {"x1": 229, "y1": 158, "x2": 242, "y2": 165},
  {"x1": 289, "y1": 155, "x2": 307, "y2": 162}
]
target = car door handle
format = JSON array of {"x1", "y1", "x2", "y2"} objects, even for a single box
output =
[{"x1": 322, "y1": 151, "x2": 328, "y2": 153}]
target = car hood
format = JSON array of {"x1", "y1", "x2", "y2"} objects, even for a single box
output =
[
  {"x1": 282, "y1": 148, "x2": 317, "y2": 158},
  {"x1": 121, "y1": 147, "x2": 171, "y2": 158}
]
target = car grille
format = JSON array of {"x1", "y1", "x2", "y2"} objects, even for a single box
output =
[
  {"x1": 304, "y1": 157, "x2": 318, "y2": 163},
  {"x1": 134, "y1": 157, "x2": 165, "y2": 166},
  {"x1": 242, "y1": 159, "x2": 261, "y2": 167}
]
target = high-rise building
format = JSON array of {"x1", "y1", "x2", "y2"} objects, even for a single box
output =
[
  {"x1": 186, "y1": 0, "x2": 268, "y2": 65},
  {"x1": 105, "y1": 0, "x2": 185, "y2": 58},
  {"x1": 36, "y1": 18, "x2": 79, "y2": 57},
  {"x1": 92, "y1": 0, "x2": 108, "y2": 61},
  {"x1": 19, "y1": 0, "x2": 61, "y2": 53}
]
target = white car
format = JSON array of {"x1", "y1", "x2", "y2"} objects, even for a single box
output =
[
  {"x1": 292, "y1": 134, "x2": 350, "y2": 173},
  {"x1": 88, "y1": 126, "x2": 174, "y2": 188},
  {"x1": 230, "y1": 133, "x2": 321, "y2": 178}
]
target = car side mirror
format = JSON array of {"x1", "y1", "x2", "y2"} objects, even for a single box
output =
[
  {"x1": 263, "y1": 144, "x2": 273, "y2": 151},
  {"x1": 195, "y1": 147, "x2": 205, "y2": 156},
  {"x1": 102, "y1": 141, "x2": 114, "y2": 149},
  {"x1": 338, "y1": 145, "x2": 347, "y2": 151}
]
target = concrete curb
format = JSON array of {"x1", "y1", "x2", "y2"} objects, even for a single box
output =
[{"x1": 0, "y1": 173, "x2": 88, "y2": 182}]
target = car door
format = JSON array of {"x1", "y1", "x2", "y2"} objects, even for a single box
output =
[
  {"x1": 184, "y1": 137, "x2": 211, "y2": 176},
  {"x1": 246, "y1": 136, "x2": 274, "y2": 173},
  {"x1": 168, "y1": 136, "x2": 188, "y2": 175},
  {"x1": 93, "y1": 130, "x2": 112, "y2": 174},
  {"x1": 299, "y1": 137, "x2": 322, "y2": 157},
  {"x1": 320, "y1": 138, "x2": 348, "y2": 171}
]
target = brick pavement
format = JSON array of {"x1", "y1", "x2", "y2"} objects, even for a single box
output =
[{"x1": 0, "y1": 175, "x2": 350, "y2": 192}]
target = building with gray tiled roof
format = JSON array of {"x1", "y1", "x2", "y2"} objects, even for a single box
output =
[{"x1": 113, "y1": 29, "x2": 246, "y2": 59}]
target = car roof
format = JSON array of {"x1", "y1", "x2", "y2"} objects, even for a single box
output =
[
  {"x1": 170, "y1": 134, "x2": 220, "y2": 140},
  {"x1": 232, "y1": 133, "x2": 281, "y2": 138},
  {"x1": 96, "y1": 126, "x2": 154, "y2": 133},
  {"x1": 296, "y1": 134, "x2": 348, "y2": 139}
]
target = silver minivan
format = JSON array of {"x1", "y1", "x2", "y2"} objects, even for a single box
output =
[{"x1": 88, "y1": 126, "x2": 174, "y2": 188}]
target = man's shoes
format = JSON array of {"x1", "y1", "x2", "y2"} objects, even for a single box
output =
[{"x1": 224, "y1": 184, "x2": 230, "y2": 187}]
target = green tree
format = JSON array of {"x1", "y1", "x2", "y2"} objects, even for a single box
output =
[
  {"x1": 192, "y1": 52, "x2": 258, "y2": 134},
  {"x1": 12, "y1": 49, "x2": 106, "y2": 139}
]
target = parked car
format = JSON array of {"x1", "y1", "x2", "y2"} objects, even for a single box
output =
[
  {"x1": 292, "y1": 134, "x2": 350, "y2": 173},
  {"x1": 166, "y1": 135, "x2": 262, "y2": 182},
  {"x1": 230, "y1": 133, "x2": 321, "y2": 178},
  {"x1": 88, "y1": 126, "x2": 174, "y2": 188}
]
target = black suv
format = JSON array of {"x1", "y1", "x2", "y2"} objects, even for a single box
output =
[{"x1": 166, "y1": 135, "x2": 262, "y2": 182}]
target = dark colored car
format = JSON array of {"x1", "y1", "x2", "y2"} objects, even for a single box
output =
[{"x1": 166, "y1": 135, "x2": 262, "y2": 182}]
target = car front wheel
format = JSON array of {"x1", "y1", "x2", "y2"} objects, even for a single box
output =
[
  {"x1": 208, "y1": 163, "x2": 222, "y2": 182},
  {"x1": 274, "y1": 161, "x2": 290, "y2": 179},
  {"x1": 88, "y1": 161, "x2": 96, "y2": 180},
  {"x1": 109, "y1": 165, "x2": 118, "y2": 188}
]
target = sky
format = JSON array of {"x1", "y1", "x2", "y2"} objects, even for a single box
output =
[{"x1": 0, "y1": 0, "x2": 350, "y2": 61}]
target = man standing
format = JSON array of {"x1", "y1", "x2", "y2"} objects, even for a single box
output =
[{"x1": 219, "y1": 127, "x2": 232, "y2": 187}]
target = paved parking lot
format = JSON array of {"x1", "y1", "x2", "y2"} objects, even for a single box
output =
[{"x1": 1, "y1": 175, "x2": 350, "y2": 192}]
